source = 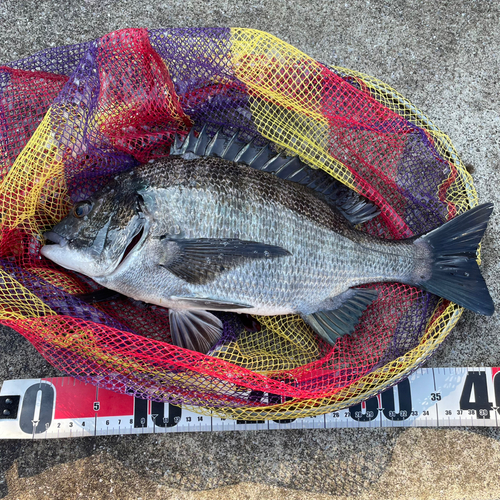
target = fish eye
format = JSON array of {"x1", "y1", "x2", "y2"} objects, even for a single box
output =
[{"x1": 73, "y1": 200, "x2": 92, "y2": 218}]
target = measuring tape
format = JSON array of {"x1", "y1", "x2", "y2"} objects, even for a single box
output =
[{"x1": 1, "y1": 367, "x2": 499, "y2": 439}]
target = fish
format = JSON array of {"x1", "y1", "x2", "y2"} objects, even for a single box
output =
[{"x1": 41, "y1": 128, "x2": 495, "y2": 354}]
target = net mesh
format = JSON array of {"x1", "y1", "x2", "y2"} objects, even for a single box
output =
[{"x1": 0, "y1": 28, "x2": 477, "y2": 419}]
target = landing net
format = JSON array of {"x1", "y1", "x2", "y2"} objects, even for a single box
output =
[{"x1": 0, "y1": 28, "x2": 476, "y2": 419}]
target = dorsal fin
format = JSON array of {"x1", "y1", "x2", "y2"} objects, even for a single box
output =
[{"x1": 170, "y1": 127, "x2": 380, "y2": 226}]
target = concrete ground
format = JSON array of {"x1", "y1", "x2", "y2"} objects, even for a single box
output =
[{"x1": 0, "y1": 0, "x2": 499, "y2": 498}]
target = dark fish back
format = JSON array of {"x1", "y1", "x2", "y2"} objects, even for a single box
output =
[{"x1": 134, "y1": 156, "x2": 354, "y2": 237}]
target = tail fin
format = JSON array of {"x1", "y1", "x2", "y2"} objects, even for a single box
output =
[{"x1": 416, "y1": 203, "x2": 494, "y2": 315}]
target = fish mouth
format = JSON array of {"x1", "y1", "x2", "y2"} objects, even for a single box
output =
[{"x1": 43, "y1": 231, "x2": 69, "y2": 247}]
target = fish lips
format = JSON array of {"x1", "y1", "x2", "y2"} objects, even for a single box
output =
[
  {"x1": 43, "y1": 231, "x2": 69, "y2": 247},
  {"x1": 41, "y1": 232, "x2": 105, "y2": 276}
]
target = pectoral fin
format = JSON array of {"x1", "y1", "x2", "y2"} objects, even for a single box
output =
[
  {"x1": 160, "y1": 237, "x2": 290, "y2": 285},
  {"x1": 169, "y1": 309, "x2": 223, "y2": 354},
  {"x1": 301, "y1": 288, "x2": 378, "y2": 344}
]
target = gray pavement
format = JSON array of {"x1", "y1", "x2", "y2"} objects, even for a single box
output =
[{"x1": 0, "y1": 1, "x2": 499, "y2": 498}]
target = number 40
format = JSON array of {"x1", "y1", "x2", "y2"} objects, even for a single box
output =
[{"x1": 459, "y1": 371, "x2": 494, "y2": 419}]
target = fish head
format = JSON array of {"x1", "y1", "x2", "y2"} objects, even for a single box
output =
[{"x1": 41, "y1": 178, "x2": 150, "y2": 279}]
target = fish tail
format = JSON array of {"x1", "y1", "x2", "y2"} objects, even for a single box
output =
[{"x1": 415, "y1": 203, "x2": 494, "y2": 315}]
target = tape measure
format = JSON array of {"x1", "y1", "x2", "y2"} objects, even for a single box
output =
[{"x1": 1, "y1": 367, "x2": 499, "y2": 439}]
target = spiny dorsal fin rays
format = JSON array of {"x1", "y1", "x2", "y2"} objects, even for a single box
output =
[{"x1": 170, "y1": 126, "x2": 380, "y2": 226}]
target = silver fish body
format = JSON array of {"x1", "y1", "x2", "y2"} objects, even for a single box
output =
[
  {"x1": 41, "y1": 154, "x2": 494, "y2": 352},
  {"x1": 94, "y1": 158, "x2": 421, "y2": 312}
]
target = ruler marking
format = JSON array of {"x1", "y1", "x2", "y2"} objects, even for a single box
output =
[
  {"x1": 432, "y1": 367, "x2": 439, "y2": 428},
  {"x1": 31, "y1": 381, "x2": 42, "y2": 440},
  {"x1": 3, "y1": 368, "x2": 500, "y2": 438},
  {"x1": 455, "y1": 366, "x2": 461, "y2": 428},
  {"x1": 379, "y1": 394, "x2": 383, "y2": 428},
  {"x1": 494, "y1": 368, "x2": 499, "y2": 428},
  {"x1": 94, "y1": 385, "x2": 98, "y2": 437}
]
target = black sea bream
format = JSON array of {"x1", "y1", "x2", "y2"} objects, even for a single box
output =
[{"x1": 41, "y1": 130, "x2": 495, "y2": 353}]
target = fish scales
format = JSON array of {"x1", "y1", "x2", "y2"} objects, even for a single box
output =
[{"x1": 106, "y1": 156, "x2": 419, "y2": 315}]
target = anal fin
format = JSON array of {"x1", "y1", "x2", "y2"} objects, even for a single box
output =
[{"x1": 302, "y1": 288, "x2": 378, "y2": 344}]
